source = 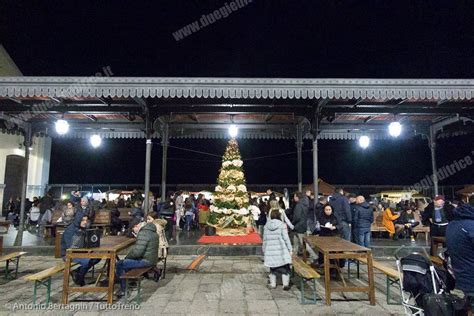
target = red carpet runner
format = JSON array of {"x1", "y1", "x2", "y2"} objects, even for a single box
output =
[{"x1": 197, "y1": 232, "x2": 262, "y2": 244}]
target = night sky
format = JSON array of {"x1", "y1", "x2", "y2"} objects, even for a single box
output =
[{"x1": 2, "y1": 1, "x2": 474, "y2": 186}]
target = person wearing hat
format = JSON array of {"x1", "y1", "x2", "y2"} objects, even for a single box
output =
[
  {"x1": 73, "y1": 196, "x2": 95, "y2": 228},
  {"x1": 115, "y1": 217, "x2": 159, "y2": 297},
  {"x1": 61, "y1": 214, "x2": 100, "y2": 286},
  {"x1": 422, "y1": 195, "x2": 454, "y2": 240},
  {"x1": 446, "y1": 195, "x2": 474, "y2": 313}
]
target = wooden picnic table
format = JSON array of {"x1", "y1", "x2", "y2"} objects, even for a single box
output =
[
  {"x1": 302, "y1": 236, "x2": 375, "y2": 306},
  {"x1": 61, "y1": 236, "x2": 136, "y2": 304}
]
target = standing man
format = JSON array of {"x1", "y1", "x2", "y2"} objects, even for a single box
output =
[
  {"x1": 352, "y1": 196, "x2": 374, "y2": 248},
  {"x1": 329, "y1": 188, "x2": 352, "y2": 241},
  {"x1": 291, "y1": 192, "x2": 308, "y2": 256},
  {"x1": 446, "y1": 196, "x2": 474, "y2": 313},
  {"x1": 115, "y1": 217, "x2": 158, "y2": 297},
  {"x1": 423, "y1": 195, "x2": 454, "y2": 254},
  {"x1": 423, "y1": 195, "x2": 453, "y2": 239}
]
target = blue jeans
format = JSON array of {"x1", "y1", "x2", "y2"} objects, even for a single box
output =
[
  {"x1": 185, "y1": 214, "x2": 193, "y2": 230},
  {"x1": 73, "y1": 258, "x2": 100, "y2": 284},
  {"x1": 116, "y1": 259, "x2": 150, "y2": 291},
  {"x1": 356, "y1": 229, "x2": 371, "y2": 248}
]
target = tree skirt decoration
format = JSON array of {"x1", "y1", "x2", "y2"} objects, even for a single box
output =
[
  {"x1": 207, "y1": 138, "x2": 252, "y2": 236},
  {"x1": 197, "y1": 232, "x2": 262, "y2": 245}
]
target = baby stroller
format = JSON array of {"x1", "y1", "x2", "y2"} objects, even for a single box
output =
[{"x1": 395, "y1": 246, "x2": 446, "y2": 315}]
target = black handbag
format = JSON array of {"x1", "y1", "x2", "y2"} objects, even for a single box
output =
[{"x1": 423, "y1": 293, "x2": 468, "y2": 316}]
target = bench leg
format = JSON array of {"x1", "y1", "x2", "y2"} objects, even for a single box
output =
[
  {"x1": 124, "y1": 279, "x2": 129, "y2": 303},
  {"x1": 300, "y1": 277, "x2": 304, "y2": 304},
  {"x1": 136, "y1": 279, "x2": 142, "y2": 305},
  {"x1": 386, "y1": 276, "x2": 401, "y2": 305},
  {"x1": 33, "y1": 280, "x2": 38, "y2": 304},
  {"x1": 300, "y1": 277, "x2": 318, "y2": 305},
  {"x1": 33, "y1": 277, "x2": 52, "y2": 305},
  {"x1": 4, "y1": 259, "x2": 11, "y2": 279},
  {"x1": 162, "y1": 257, "x2": 167, "y2": 279},
  {"x1": 15, "y1": 257, "x2": 20, "y2": 278},
  {"x1": 46, "y1": 277, "x2": 52, "y2": 305},
  {"x1": 4, "y1": 257, "x2": 20, "y2": 280}
]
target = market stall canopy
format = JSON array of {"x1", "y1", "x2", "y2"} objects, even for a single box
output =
[
  {"x1": 456, "y1": 185, "x2": 474, "y2": 195},
  {"x1": 303, "y1": 179, "x2": 335, "y2": 196}
]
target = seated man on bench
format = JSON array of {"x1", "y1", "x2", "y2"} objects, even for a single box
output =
[
  {"x1": 61, "y1": 214, "x2": 100, "y2": 286},
  {"x1": 115, "y1": 217, "x2": 159, "y2": 297}
]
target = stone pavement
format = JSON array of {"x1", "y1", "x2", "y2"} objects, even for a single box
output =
[{"x1": 0, "y1": 255, "x2": 405, "y2": 315}]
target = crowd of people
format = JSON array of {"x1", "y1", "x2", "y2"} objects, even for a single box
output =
[
  {"x1": 4, "y1": 186, "x2": 473, "y2": 309},
  {"x1": 258, "y1": 188, "x2": 474, "y2": 310}
]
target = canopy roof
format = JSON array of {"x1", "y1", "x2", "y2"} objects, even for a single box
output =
[{"x1": 1, "y1": 76, "x2": 473, "y2": 140}]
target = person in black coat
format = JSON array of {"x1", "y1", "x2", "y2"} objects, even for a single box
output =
[
  {"x1": 352, "y1": 196, "x2": 374, "y2": 247},
  {"x1": 316, "y1": 204, "x2": 339, "y2": 265},
  {"x1": 291, "y1": 192, "x2": 309, "y2": 255},
  {"x1": 329, "y1": 188, "x2": 352, "y2": 241},
  {"x1": 422, "y1": 195, "x2": 454, "y2": 238},
  {"x1": 446, "y1": 196, "x2": 474, "y2": 312}
]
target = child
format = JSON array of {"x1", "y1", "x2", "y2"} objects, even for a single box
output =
[{"x1": 263, "y1": 209, "x2": 293, "y2": 290}]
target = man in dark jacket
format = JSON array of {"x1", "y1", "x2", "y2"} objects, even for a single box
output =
[
  {"x1": 61, "y1": 214, "x2": 100, "y2": 286},
  {"x1": 73, "y1": 197, "x2": 95, "y2": 228},
  {"x1": 446, "y1": 196, "x2": 474, "y2": 312},
  {"x1": 291, "y1": 192, "x2": 308, "y2": 255},
  {"x1": 422, "y1": 195, "x2": 453, "y2": 240},
  {"x1": 329, "y1": 188, "x2": 352, "y2": 241},
  {"x1": 352, "y1": 196, "x2": 374, "y2": 247},
  {"x1": 115, "y1": 217, "x2": 159, "y2": 296}
]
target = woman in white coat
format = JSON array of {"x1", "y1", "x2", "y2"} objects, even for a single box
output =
[{"x1": 263, "y1": 209, "x2": 293, "y2": 290}]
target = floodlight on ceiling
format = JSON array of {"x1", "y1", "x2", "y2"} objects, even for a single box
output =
[
  {"x1": 388, "y1": 121, "x2": 402, "y2": 137},
  {"x1": 359, "y1": 135, "x2": 370, "y2": 149},
  {"x1": 228, "y1": 124, "x2": 238, "y2": 138},
  {"x1": 90, "y1": 134, "x2": 102, "y2": 148},
  {"x1": 55, "y1": 119, "x2": 69, "y2": 135}
]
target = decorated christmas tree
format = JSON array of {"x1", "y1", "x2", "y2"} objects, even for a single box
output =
[{"x1": 208, "y1": 139, "x2": 251, "y2": 235}]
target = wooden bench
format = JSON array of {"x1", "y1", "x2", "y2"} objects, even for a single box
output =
[
  {"x1": 120, "y1": 266, "x2": 154, "y2": 304},
  {"x1": 370, "y1": 212, "x2": 387, "y2": 235},
  {"x1": 348, "y1": 257, "x2": 400, "y2": 305},
  {"x1": 0, "y1": 251, "x2": 27, "y2": 279},
  {"x1": 413, "y1": 225, "x2": 430, "y2": 241},
  {"x1": 91, "y1": 210, "x2": 111, "y2": 235},
  {"x1": 24, "y1": 262, "x2": 79, "y2": 304},
  {"x1": 292, "y1": 256, "x2": 320, "y2": 304},
  {"x1": 118, "y1": 208, "x2": 133, "y2": 223}
]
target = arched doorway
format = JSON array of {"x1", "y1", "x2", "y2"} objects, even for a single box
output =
[{"x1": 2, "y1": 155, "x2": 24, "y2": 216}]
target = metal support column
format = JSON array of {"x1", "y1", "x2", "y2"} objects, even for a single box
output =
[
  {"x1": 296, "y1": 123, "x2": 303, "y2": 192},
  {"x1": 429, "y1": 126, "x2": 438, "y2": 196},
  {"x1": 312, "y1": 116, "x2": 319, "y2": 201},
  {"x1": 14, "y1": 126, "x2": 32, "y2": 247},
  {"x1": 161, "y1": 123, "x2": 169, "y2": 202},
  {"x1": 143, "y1": 139, "x2": 152, "y2": 214},
  {"x1": 143, "y1": 114, "x2": 153, "y2": 214}
]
